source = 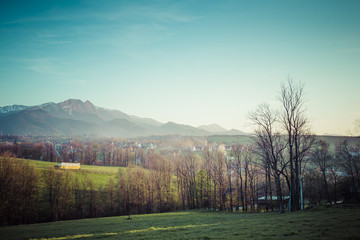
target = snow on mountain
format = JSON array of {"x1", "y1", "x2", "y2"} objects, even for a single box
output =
[{"x1": 0, "y1": 105, "x2": 29, "y2": 115}]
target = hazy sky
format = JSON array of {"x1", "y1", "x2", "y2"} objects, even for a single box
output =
[{"x1": 1, "y1": 0, "x2": 359, "y2": 135}]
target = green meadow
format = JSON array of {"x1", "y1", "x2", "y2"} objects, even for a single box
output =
[
  {"x1": 1, "y1": 206, "x2": 359, "y2": 240},
  {"x1": 17, "y1": 158, "x2": 123, "y2": 187}
]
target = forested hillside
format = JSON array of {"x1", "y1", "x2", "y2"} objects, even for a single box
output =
[{"x1": 1, "y1": 132, "x2": 359, "y2": 225}]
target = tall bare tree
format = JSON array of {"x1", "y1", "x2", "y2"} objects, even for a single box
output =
[
  {"x1": 202, "y1": 146, "x2": 216, "y2": 209},
  {"x1": 297, "y1": 131, "x2": 317, "y2": 209},
  {"x1": 225, "y1": 154, "x2": 234, "y2": 211},
  {"x1": 279, "y1": 78, "x2": 311, "y2": 211},
  {"x1": 211, "y1": 148, "x2": 226, "y2": 210},
  {"x1": 231, "y1": 144, "x2": 245, "y2": 211},
  {"x1": 312, "y1": 140, "x2": 332, "y2": 204},
  {"x1": 250, "y1": 103, "x2": 287, "y2": 213},
  {"x1": 328, "y1": 153, "x2": 340, "y2": 204}
]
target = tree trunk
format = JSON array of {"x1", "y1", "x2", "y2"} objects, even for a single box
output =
[
  {"x1": 276, "y1": 174, "x2": 284, "y2": 213},
  {"x1": 229, "y1": 173, "x2": 233, "y2": 212},
  {"x1": 289, "y1": 138, "x2": 295, "y2": 212},
  {"x1": 244, "y1": 169, "x2": 248, "y2": 212},
  {"x1": 322, "y1": 171, "x2": 331, "y2": 204}
]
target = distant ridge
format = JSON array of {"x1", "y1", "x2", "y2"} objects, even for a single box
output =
[
  {"x1": 198, "y1": 123, "x2": 247, "y2": 135},
  {"x1": 198, "y1": 123, "x2": 228, "y2": 133},
  {"x1": 0, "y1": 99, "x2": 247, "y2": 137}
]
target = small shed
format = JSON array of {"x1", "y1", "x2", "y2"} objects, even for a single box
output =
[{"x1": 55, "y1": 162, "x2": 81, "y2": 170}]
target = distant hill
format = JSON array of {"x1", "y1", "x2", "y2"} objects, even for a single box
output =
[
  {"x1": 198, "y1": 124, "x2": 248, "y2": 135},
  {"x1": 225, "y1": 129, "x2": 247, "y2": 135},
  {"x1": 198, "y1": 123, "x2": 228, "y2": 133},
  {"x1": 159, "y1": 122, "x2": 209, "y2": 136},
  {"x1": 0, "y1": 99, "x2": 246, "y2": 138}
]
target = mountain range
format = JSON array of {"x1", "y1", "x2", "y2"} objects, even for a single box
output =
[{"x1": 0, "y1": 99, "x2": 246, "y2": 138}]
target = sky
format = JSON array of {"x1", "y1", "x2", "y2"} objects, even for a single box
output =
[{"x1": 1, "y1": 0, "x2": 359, "y2": 136}]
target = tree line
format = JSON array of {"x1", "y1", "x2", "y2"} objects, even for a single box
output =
[
  {"x1": 1, "y1": 135, "x2": 359, "y2": 225},
  {"x1": 0, "y1": 138, "x2": 149, "y2": 167}
]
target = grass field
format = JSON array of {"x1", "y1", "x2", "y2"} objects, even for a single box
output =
[
  {"x1": 16, "y1": 158, "x2": 124, "y2": 187},
  {"x1": 1, "y1": 206, "x2": 359, "y2": 240}
]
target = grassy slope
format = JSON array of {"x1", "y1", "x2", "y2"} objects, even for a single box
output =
[
  {"x1": 1, "y1": 207, "x2": 359, "y2": 240},
  {"x1": 16, "y1": 158, "x2": 124, "y2": 187}
]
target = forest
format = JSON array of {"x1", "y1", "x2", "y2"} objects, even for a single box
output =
[
  {"x1": 0, "y1": 80, "x2": 359, "y2": 226},
  {"x1": 1, "y1": 134, "x2": 359, "y2": 225}
]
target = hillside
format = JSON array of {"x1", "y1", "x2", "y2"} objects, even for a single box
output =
[{"x1": 17, "y1": 158, "x2": 123, "y2": 187}]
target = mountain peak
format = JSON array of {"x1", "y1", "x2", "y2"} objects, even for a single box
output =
[
  {"x1": 59, "y1": 99, "x2": 95, "y2": 113},
  {"x1": 60, "y1": 99, "x2": 85, "y2": 105}
]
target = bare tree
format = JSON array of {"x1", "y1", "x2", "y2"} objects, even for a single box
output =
[
  {"x1": 297, "y1": 131, "x2": 318, "y2": 209},
  {"x1": 279, "y1": 78, "x2": 311, "y2": 211},
  {"x1": 195, "y1": 169, "x2": 210, "y2": 208},
  {"x1": 202, "y1": 146, "x2": 216, "y2": 209},
  {"x1": 230, "y1": 144, "x2": 245, "y2": 211},
  {"x1": 249, "y1": 103, "x2": 287, "y2": 213},
  {"x1": 244, "y1": 150, "x2": 259, "y2": 211},
  {"x1": 355, "y1": 119, "x2": 360, "y2": 136},
  {"x1": 336, "y1": 140, "x2": 360, "y2": 202},
  {"x1": 349, "y1": 118, "x2": 360, "y2": 136},
  {"x1": 202, "y1": 145, "x2": 216, "y2": 209},
  {"x1": 312, "y1": 140, "x2": 332, "y2": 204},
  {"x1": 45, "y1": 168, "x2": 76, "y2": 220},
  {"x1": 105, "y1": 178, "x2": 116, "y2": 216},
  {"x1": 212, "y1": 149, "x2": 226, "y2": 210},
  {"x1": 175, "y1": 152, "x2": 199, "y2": 209},
  {"x1": 0, "y1": 154, "x2": 41, "y2": 225},
  {"x1": 225, "y1": 154, "x2": 234, "y2": 211},
  {"x1": 328, "y1": 154, "x2": 340, "y2": 204}
]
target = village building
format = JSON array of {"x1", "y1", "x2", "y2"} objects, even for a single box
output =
[{"x1": 54, "y1": 162, "x2": 80, "y2": 170}]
